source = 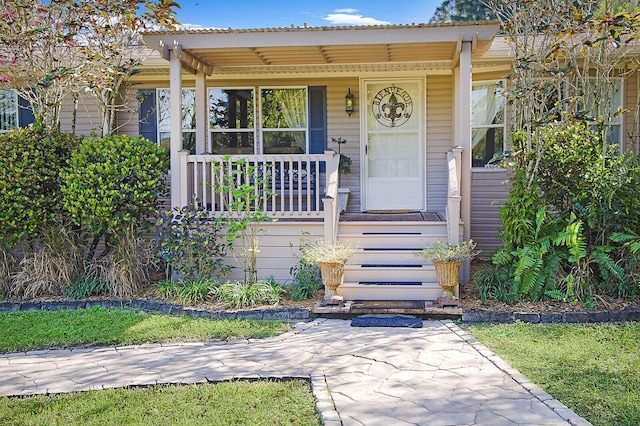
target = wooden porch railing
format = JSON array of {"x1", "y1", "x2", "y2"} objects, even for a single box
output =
[
  {"x1": 446, "y1": 146, "x2": 462, "y2": 244},
  {"x1": 177, "y1": 151, "x2": 341, "y2": 240}
]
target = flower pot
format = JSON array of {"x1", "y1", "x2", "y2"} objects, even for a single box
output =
[
  {"x1": 337, "y1": 187, "x2": 350, "y2": 213},
  {"x1": 433, "y1": 261, "x2": 462, "y2": 298},
  {"x1": 318, "y1": 260, "x2": 346, "y2": 298}
]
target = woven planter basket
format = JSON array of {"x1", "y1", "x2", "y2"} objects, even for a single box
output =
[
  {"x1": 433, "y1": 261, "x2": 462, "y2": 297},
  {"x1": 318, "y1": 260, "x2": 346, "y2": 294}
]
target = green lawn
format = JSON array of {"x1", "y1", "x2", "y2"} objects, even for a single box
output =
[
  {"x1": 0, "y1": 380, "x2": 321, "y2": 426},
  {"x1": 467, "y1": 322, "x2": 640, "y2": 426},
  {"x1": 0, "y1": 307, "x2": 290, "y2": 353}
]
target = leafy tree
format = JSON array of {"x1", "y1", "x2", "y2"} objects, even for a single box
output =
[
  {"x1": 0, "y1": 0, "x2": 85, "y2": 128},
  {"x1": 430, "y1": 0, "x2": 495, "y2": 23},
  {"x1": 484, "y1": 0, "x2": 640, "y2": 303},
  {"x1": 75, "y1": 0, "x2": 179, "y2": 136},
  {"x1": 0, "y1": 0, "x2": 179, "y2": 132}
]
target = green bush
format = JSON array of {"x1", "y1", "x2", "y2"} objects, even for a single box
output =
[
  {"x1": 61, "y1": 134, "x2": 168, "y2": 255},
  {"x1": 0, "y1": 127, "x2": 80, "y2": 248},
  {"x1": 65, "y1": 278, "x2": 109, "y2": 299},
  {"x1": 154, "y1": 206, "x2": 230, "y2": 283},
  {"x1": 494, "y1": 123, "x2": 640, "y2": 303},
  {"x1": 287, "y1": 258, "x2": 322, "y2": 301},
  {"x1": 214, "y1": 279, "x2": 283, "y2": 308}
]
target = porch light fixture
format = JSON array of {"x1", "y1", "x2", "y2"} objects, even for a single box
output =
[{"x1": 345, "y1": 88, "x2": 354, "y2": 116}]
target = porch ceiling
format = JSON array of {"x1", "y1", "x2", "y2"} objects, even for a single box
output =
[{"x1": 142, "y1": 22, "x2": 500, "y2": 75}]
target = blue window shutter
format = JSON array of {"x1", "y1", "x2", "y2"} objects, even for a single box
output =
[
  {"x1": 138, "y1": 89, "x2": 157, "y2": 143},
  {"x1": 308, "y1": 86, "x2": 327, "y2": 154},
  {"x1": 17, "y1": 95, "x2": 35, "y2": 127}
]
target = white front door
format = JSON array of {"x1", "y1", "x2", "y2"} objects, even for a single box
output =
[{"x1": 362, "y1": 79, "x2": 425, "y2": 211}]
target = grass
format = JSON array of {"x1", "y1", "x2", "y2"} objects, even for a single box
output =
[
  {"x1": 0, "y1": 307, "x2": 290, "y2": 353},
  {"x1": 467, "y1": 322, "x2": 640, "y2": 426},
  {"x1": 0, "y1": 380, "x2": 321, "y2": 425}
]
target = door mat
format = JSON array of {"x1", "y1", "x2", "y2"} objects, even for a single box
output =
[{"x1": 351, "y1": 315, "x2": 423, "y2": 328}]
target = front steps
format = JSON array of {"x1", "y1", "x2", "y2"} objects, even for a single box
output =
[{"x1": 336, "y1": 220, "x2": 448, "y2": 301}]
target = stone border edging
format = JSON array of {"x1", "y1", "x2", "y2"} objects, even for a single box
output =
[
  {"x1": 462, "y1": 308, "x2": 640, "y2": 324},
  {"x1": 444, "y1": 321, "x2": 593, "y2": 426},
  {"x1": 0, "y1": 299, "x2": 311, "y2": 322}
]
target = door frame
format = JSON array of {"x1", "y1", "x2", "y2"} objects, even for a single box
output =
[{"x1": 359, "y1": 76, "x2": 427, "y2": 212}]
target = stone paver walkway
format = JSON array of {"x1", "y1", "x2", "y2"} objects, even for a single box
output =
[{"x1": 0, "y1": 319, "x2": 591, "y2": 425}]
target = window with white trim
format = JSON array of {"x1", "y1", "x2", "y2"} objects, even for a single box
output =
[
  {"x1": 208, "y1": 87, "x2": 309, "y2": 155},
  {"x1": 472, "y1": 81, "x2": 505, "y2": 167},
  {"x1": 0, "y1": 90, "x2": 18, "y2": 133},
  {"x1": 579, "y1": 77, "x2": 623, "y2": 145},
  {"x1": 260, "y1": 87, "x2": 307, "y2": 154},
  {"x1": 157, "y1": 88, "x2": 196, "y2": 153}
]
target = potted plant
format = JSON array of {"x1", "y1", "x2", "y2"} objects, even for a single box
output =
[
  {"x1": 302, "y1": 240, "x2": 355, "y2": 298},
  {"x1": 332, "y1": 137, "x2": 352, "y2": 213},
  {"x1": 414, "y1": 240, "x2": 479, "y2": 298}
]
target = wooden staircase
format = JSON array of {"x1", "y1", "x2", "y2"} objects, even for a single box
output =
[{"x1": 336, "y1": 220, "x2": 448, "y2": 301}]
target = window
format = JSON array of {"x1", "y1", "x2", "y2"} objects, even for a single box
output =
[
  {"x1": 579, "y1": 78, "x2": 623, "y2": 145},
  {"x1": 260, "y1": 88, "x2": 307, "y2": 154},
  {"x1": 0, "y1": 90, "x2": 18, "y2": 133},
  {"x1": 157, "y1": 88, "x2": 196, "y2": 153},
  {"x1": 207, "y1": 87, "x2": 309, "y2": 155},
  {"x1": 209, "y1": 88, "x2": 255, "y2": 154},
  {"x1": 472, "y1": 81, "x2": 505, "y2": 167}
]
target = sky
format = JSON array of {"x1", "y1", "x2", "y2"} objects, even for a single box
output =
[{"x1": 174, "y1": 0, "x2": 444, "y2": 30}]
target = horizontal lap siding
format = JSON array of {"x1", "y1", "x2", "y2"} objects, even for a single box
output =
[
  {"x1": 59, "y1": 93, "x2": 103, "y2": 136},
  {"x1": 470, "y1": 170, "x2": 509, "y2": 256},
  {"x1": 224, "y1": 222, "x2": 324, "y2": 283},
  {"x1": 426, "y1": 75, "x2": 452, "y2": 214},
  {"x1": 327, "y1": 78, "x2": 360, "y2": 212}
]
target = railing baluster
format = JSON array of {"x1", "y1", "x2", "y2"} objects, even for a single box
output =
[{"x1": 184, "y1": 154, "x2": 332, "y2": 218}]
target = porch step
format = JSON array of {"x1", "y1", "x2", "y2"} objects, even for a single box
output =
[
  {"x1": 344, "y1": 265, "x2": 435, "y2": 282},
  {"x1": 351, "y1": 248, "x2": 423, "y2": 264},
  {"x1": 336, "y1": 220, "x2": 447, "y2": 301},
  {"x1": 337, "y1": 282, "x2": 443, "y2": 301},
  {"x1": 340, "y1": 234, "x2": 442, "y2": 249}
]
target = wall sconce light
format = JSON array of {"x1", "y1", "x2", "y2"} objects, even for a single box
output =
[{"x1": 345, "y1": 88, "x2": 354, "y2": 117}]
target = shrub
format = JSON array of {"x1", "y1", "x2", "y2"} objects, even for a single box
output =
[
  {"x1": 473, "y1": 264, "x2": 517, "y2": 304},
  {"x1": 177, "y1": 279, "x2": 217, "y2": 305},
  {"x1": 494, "y1": 122, "x2": 640, "y2": 303},
  {"x1": 287, "y1": 258, "x2": 322, "y2": 301},
  {"x1": 153, "y1": 206, "x2": 230, "y2": 283},
  {"x1": 84, "y1": 226, "x2": 154, "y2": 298},
  {"x1": 0, "y1": 127, "x2": 80, "y2": 249},
  {"x1": 211, "y1": 157, "x2": 274, "y2": 285},
  {"x1": 65, "y1": 278, "x2": 109, "y2": 299},
  {"x1": 214, "y1": 279, "x2": 282, "y2": 308},
  {"x1": 61, "y1": 134, "x2": 168, "y2": 256},
  {"x1": 11, "y1": 226, "x2": 84, "y2": 299}
]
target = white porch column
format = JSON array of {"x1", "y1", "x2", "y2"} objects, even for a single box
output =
[
  {"x1": 195, "y1": 71, "x2": 207, "y2": 154},
  {"x1": 170, "y1": 50, "x2": 183, "y2": 208},
  {"x1": 456, "y1": 41, "x2": 472, "y2": 282}
]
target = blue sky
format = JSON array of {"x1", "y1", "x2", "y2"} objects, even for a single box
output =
[{"x1": 175, "y1": 0, "x2": 444, "y2": 29}]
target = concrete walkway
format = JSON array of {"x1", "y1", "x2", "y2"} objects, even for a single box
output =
[{"x1": 0, "y1": 319, "x2": 591, "y2": 425}]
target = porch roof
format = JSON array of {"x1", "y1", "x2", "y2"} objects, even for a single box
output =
[{"x1": 142, "y1": 22, "x2": 500, "y2": 76}]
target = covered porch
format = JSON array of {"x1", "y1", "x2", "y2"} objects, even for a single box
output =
[{"x1": 141, "y1": 23, "x2": 500, "y2": 296}]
